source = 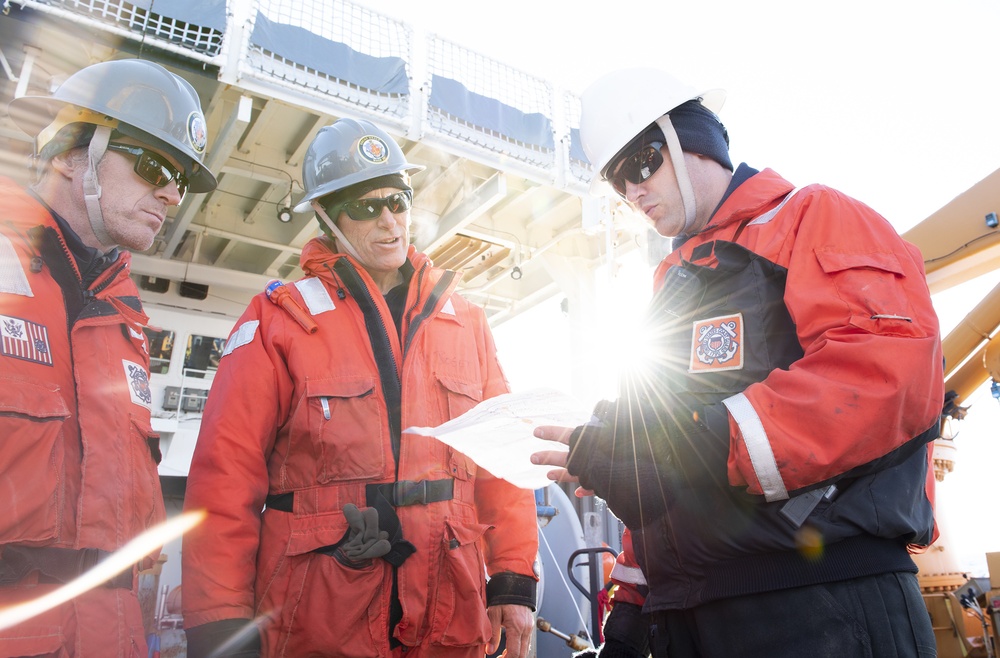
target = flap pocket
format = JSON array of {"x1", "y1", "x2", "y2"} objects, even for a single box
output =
[
  {"x1": 814, "y1": 248, "x2": 904, "y2": 276},
  {"x1": 436, "y1": 375, "x2": 482, "y2": 401},
  {"x1": 0, "y1": 378, "x2": 69, "y2": 419},
  {"x1": 444, "y1": 516, "x2": 492, "y2": 549},
  {"x1": 436, "y1": 374, "x2": 483, "y2": 420},
  {"x1": 288, "y1": 376, "x2": 385, "y2": 483},
  {"x1": 305, "y1": 376, "x2": 376, "y2": 399},
  {"x1": 286, "y1": 511, "x2": 350, "y2": 556}
]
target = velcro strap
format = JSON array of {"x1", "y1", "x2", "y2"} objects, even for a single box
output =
[{"x1": 367, "y1": 478, "x2": 454, "y2": 507}]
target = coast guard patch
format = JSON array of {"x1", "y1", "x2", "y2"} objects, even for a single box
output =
[
  {"x1": 689, "y1": 313, "x2": 743, "y2": 374},
  {"x1": 0, "y1": 315, "x2": 52, "y2": 366},
  {"x1": 122, "y1": 358, "x2": 152, "y2": 408}
]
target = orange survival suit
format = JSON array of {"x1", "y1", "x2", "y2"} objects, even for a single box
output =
[
  {"x1": 182, "y1": 238, "x2": 539, "y2": 656},
  {"x1": 0, "y1": 178, "x2": 165, "y2": 656}
]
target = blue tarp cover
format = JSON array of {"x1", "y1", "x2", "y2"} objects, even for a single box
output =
[
  {"x1": 132, "y1": 0, "x2": 226, "y2": 32},
  {"x1": 430, "y1": 74, "x2": 554, "y2": 150},
  {"x1": 569, "y1": 128, "x2": 589, "y2": 164},
  {"x1": 250, "y1": 12, "x2": 409, "y2": 95}
]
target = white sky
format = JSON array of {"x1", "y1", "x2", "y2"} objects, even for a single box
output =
[{"x1": 357, "y1": 0, "x2": 1000, "y2": 577}]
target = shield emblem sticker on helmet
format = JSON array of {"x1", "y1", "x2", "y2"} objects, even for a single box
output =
[
  {"x1": 358, "y1": 135, "x2": 389, "y2": 164},
  {"x1": 187, "y1": 112, "x2": 208, "y2": 154}
]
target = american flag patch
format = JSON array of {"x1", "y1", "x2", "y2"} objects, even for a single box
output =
[{"x1": 0, "y1": 315, "x2": 53, "y2": 366}]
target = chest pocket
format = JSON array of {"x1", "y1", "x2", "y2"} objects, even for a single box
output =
[
  {"x1": 0, "y1": 379, "x2": 70, "y2": 543},
  {"x1": 286, "y1": 376, "x2": 387, "y2": 485}
]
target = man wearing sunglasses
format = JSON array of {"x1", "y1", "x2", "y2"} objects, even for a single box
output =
[
  {"x1": 533, "y1": 68, "x2": 942, "y2": 657},
  {"x1": 182, "y1": 117, "x2": 538, "y2": 658},
  {"x1": 0, "y1": 59, "x2": 216, "y2": 656}
]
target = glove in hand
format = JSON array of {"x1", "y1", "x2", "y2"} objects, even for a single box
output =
[{"x1": 333, "y1": 503, "x2": 391, "y2": 568}]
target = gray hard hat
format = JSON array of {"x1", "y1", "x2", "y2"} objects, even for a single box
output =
[
  {"x1": 293, "y1": 118, "x2": 424, "y2": 213},
  {"x1": 8, "y1": 58, "x2": 217, "y2": 193}
]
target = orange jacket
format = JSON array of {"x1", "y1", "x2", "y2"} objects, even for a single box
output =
[
  {"x1": 655, "y1": 169, "x2": 943, "y2": 501},
  {"x1": 182, "y1": 238, "x2": 538, "y2": 656},
  {"x1": 0, "y1": 178, "x2": 164, "y2": 655}
]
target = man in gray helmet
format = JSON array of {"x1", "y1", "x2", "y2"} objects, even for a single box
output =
[
  {"x1": 533, "y1": 68, "x2": 943, "y2": 657},
  {"x1": 182, "y1": 117, "x2": 538, "y2": 658},
  {"x1": 0, "y1": 58, "x2": 217, "y2": 656}
]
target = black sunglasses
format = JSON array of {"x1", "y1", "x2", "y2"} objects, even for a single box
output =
[
  {"x1": 607, "y1": 141, "x2": 664, "y2": 198},
  {"x1": 323, "y1": 189, "x2": 413, "y2": 221},
  {"x1": 106, "y1": 143, "x2": 189, "y2": 200}
]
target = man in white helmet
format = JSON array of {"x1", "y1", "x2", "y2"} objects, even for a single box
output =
[
  {"x1": 182, "y1": 117, "x2": 538, "y2": 658},
  {"x1": 533, "y1": 68, "x2": 943, "y2": 657},
  {"x1": 0, "y1": 58, "x2": 217, "y2": 656}
]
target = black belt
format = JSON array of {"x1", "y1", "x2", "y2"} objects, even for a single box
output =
[
  {"x1": 265, "y1": 478, "x2": 455, "y2": 512},
  {"x1": 0, "y1": 545, "x2": 134, "y2": 589},
  {"x1": 265, "y1": 479, "x2": 454, "y2": 568},
  {"x1": 365, "y1": 478, "x2": 454, "y2": 507}
]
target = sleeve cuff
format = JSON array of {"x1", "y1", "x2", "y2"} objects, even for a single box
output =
[{"x1": 486, "y1": 571, "x2": 537, "y2": 611}]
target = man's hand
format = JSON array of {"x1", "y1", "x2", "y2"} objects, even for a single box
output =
[
  {"x1": 486, "y1": 604, "x2": 534, "y2": 658},
  {"x1": 532, "y1": 425, "x2": 594, "y2": 497}
]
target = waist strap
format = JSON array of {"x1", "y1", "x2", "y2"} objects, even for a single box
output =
[
  {"x1": 265, "y1": 478, "x2": 455, "y2": 513},
  {"x1": 0, "y1": 546, "x2": 133, "y2": 589},
  {"x1": 265, "y1": 479, "x2": 456, "y2": 568},
  {"x1": 365, "y1": 478, "x2": 454, "y2": 507}
]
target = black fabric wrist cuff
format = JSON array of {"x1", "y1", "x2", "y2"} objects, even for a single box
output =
[{"x1": 486, "y1": 572, "x2": 537, "y2": 611}]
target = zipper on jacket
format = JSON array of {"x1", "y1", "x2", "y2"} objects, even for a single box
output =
[
  {"x1": 402, "y1": 264, "x2": 457, "y2": 357},
  {"x1": 34, "y1": 226, "x2": 86, "y2": 330},
  {"x1": 331, "y1": 259, "x2": 403, "y2": 467}
]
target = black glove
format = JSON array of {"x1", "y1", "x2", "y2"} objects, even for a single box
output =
[
  {"x1": 321, "y1": 503, "x2": 391, "y2": 569},
  {"x1": 566, "y1": 398, "x2": 731, "y2": 529},
  {"x1": 185, "y1": 618, "x2": 261, "y2": 658},
  {"x1": 564, "y1": 400, "x2": 665, "y2": 529}
]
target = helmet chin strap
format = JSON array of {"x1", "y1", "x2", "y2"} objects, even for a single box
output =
[
  {"x1": 312, "y1": 201, "x2": 365, "y2": 264},
  {"x1": 82, "y1": 125, "x2": 115, "y2": 248},
  {"x1": 654, "y1": 114, "x2": 698, "y2": 233}
]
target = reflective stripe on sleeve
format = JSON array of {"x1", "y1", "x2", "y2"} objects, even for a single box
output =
[
  {"x1": 222, "y1": 320, "x2": 259, "y2": 357},
  {"x1": 723, "y1": 393, "x2": 789, "y2": 502}
]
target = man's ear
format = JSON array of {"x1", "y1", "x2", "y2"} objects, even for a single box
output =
[{"x1": 47, "y1": 149, "x2": 83, "y2": 180}]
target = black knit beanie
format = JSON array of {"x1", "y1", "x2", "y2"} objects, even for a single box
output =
[{"x1": 605, "y1": 99, "x2": 732, "y2": 176}]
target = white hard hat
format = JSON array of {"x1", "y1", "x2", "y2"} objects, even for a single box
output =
[{"x1": 579, "y1": 68, "x2": 725, "y2": 197}]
